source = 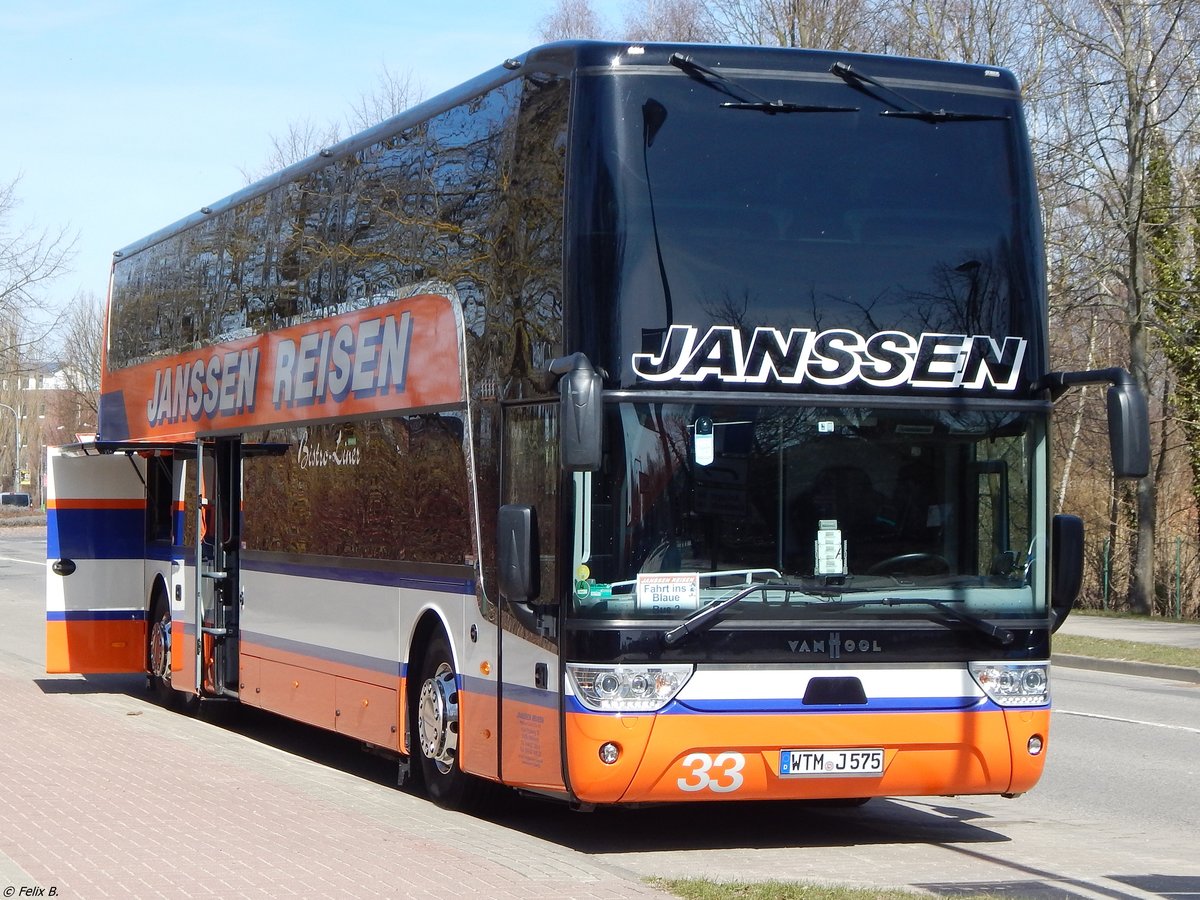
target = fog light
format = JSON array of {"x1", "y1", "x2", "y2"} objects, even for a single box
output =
[
  {"x1": 1027, "y1": 734, "x2": 1044, "y2": 756},
  {"x1": 599, "y1": 742, "x2": 621, "y2": 765}
]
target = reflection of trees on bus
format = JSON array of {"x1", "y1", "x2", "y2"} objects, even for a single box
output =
[
  {"x1": 242, "y1": 415, "x2": 472, "y2": 563},
  {"x1": 109, "y1": 75, "x2": 568, "y2": 391},
  {"x1": 108, "y1": 74, "x2": 570, "y2": 618}
]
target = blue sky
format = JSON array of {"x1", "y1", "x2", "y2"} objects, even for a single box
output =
[{"x1": 0, "y1": 1, "x2": 575, "y2": 312}]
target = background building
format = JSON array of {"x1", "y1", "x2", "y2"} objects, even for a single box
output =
[{"x1": 1, "y1": 362, "x2": 98, "y2": 507}]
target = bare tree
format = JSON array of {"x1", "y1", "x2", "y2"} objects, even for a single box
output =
[
  {"x1": 244, "y1": 65, "x2": 425, "y2": 180},
  {"x1": 0, "y1": 176, "x2": 75, "y2": 355},
  {"x1": 55, "y1": 290, "x2": 104, "y2": 420},
  {"x1": 622, "y1": 0, "x2": 718, "y2": 41},
  {"x1": 346, "y1": 63, "x2": 424, "y2": 132},
  {"x1": 704, "y1": 0, "x2": 882, "y2": 49},
  {"x1": 243, "y1": 118, "x2": 343, "y2": 182},
  {"x1": 877, "y1": 0, "x2": 1049, "y2": 70},
  {"x1": 1034, "y1": 0, "x2": 1200, "y2": 614},
  {"x1": 540, "y1": 0, "x2": 887, "y2": 49},
  {"x1": 539, "y1": 0, "x2": 610, "y2": 40}
]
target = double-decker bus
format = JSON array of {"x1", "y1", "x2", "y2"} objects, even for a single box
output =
[{"x1": 47, "y1": 41, "x2": 1147, "y2": 810}]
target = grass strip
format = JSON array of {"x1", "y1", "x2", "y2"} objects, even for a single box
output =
[
  {"x1": 647, "y1": 878, "x2": 951, "y2": 900},
  {"x1": 1052, "y1": 633, "x2": 1200, "y2": 670}
]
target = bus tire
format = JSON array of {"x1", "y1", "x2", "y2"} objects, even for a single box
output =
[
  {"x1": 147, "y1": 594, "x2": 174, "y2": 704},
  {"x1": 413, "y1": 630, "x2": 493, "y2": 811},
  {"x1": 147, "y1": 593, "x2": 197, "y2": 713}
]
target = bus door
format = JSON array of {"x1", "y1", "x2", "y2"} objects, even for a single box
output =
[
  {"x1": 192, "y1": 437, "x2": 242, "y2": 698},
  {"x1": 46, "y1": 447, "x2": 148, "y2": 673},
  {"x1": 497, "y1": 403, "x2": 566, "y2": 793}
]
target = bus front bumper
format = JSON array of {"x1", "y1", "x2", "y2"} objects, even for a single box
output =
[{"x1": 564, "y1": 705, "x2": 1049, "y2": 804}]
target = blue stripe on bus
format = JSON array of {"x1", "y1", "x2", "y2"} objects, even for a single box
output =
[
  {"x1": 564, "y1": 695, "x2": 1010, "y2": 715},
  {"x1": 461, "y1": 672, "x2": 498, "y2": 699},
  {"x1": 499, "y1": 680, "x2": 559, "y2": 710},
  {"x1": 46, "y1": 609, "x2": 145, "y2": 622},
  {"x1": 146, "y1": 544, "x2": 183, "y2": 563},
  {"x1": 458, "y1": 675, "x2": 557, "y2": 709},
  {"x1": 48, "y1": 508, "x2": 145, "y2": 560},
  {"x1": 674, "y1": 696, "x2": 994, "y2": 713},
  {"x1": 241, "y1": 556, "x2": 475, "y2": 594},
  {"x1": 98, "y1": 390, "x2": 131, "y2": 441}
]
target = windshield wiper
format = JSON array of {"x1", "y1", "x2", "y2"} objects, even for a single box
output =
[
  {"x1": 669, "y1": 53, "x2": 858, "y2": 115},
  {"x1": 829, "y1": 61, "x2": 1010, "y2": 124},
  {"x1": 661, "y1": 588, "x2": 1016, "y2": 648},
  {"x1": 662, "y1": 581, "x2": 843, "y2": 648},
  {"x1": 720, "y1": 100, "x2": 859, "y2": 114},
  {"x1": 872, "y1": 597, "x2": 1016, "y2": 645}
]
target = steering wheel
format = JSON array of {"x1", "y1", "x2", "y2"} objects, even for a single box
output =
[{"x1": 866, "y1": 552, "x2": 951, "y2": 576}]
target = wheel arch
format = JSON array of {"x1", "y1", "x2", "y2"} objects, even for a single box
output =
[
  {"x1": 405, "y1": 608, "x2": 454, "y2": 751},
  {"x1": 148, "y1": 573, "x2": 170, "y2": 607}
]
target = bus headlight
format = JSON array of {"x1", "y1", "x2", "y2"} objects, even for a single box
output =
[
  {"x1": 969, "y1": 661, "x2": 1050, "y2": 707},
  {"x1": 567, "y1": 663, "x2": 694, "y2": 712}
]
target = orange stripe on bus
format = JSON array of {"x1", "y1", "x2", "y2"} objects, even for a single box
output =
[
  {"x1": 457, "y1": 688, "x2": 499, "y2": 781},
  {"x1": 238, "y1": 651, "x2": 402, "y2": 752},
  {"x1": 1004, "y1": 707, "x2": 1050, "y2": 794},
  {"x1": 45, "y1": 619, "x2": 146, "y2": 674},
  {"x1": 47, "y1": 498, "x2": 146, "y2": 511}
]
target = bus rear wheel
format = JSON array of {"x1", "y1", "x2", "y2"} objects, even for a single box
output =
[
  {"x1": 148, "y1": 598, "x2": 175, "y2": 705},
  {"x1": 412, "y1": 631, "x2": 493, "y2": 811},
  {"x1": 147, "y1": 594, "x2": 197, "y2": 713}
]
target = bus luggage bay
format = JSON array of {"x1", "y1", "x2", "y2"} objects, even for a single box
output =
[{"x1": 46, "y1": 41, "x2": 1148, "y2": 809}]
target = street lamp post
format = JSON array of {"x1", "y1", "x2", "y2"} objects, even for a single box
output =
[{"x1": 0, "y1": 402, "x2": 20, "y2": 493}]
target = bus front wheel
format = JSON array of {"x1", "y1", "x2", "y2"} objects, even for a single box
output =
[{"x1": 412, "y1": 631, "x2": 492, "y2": 810}]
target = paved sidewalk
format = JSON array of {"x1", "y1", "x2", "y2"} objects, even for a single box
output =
[
  {"x1": 1056, "y1": 613, "x2": 1200, "y2": 649},
  {"x1": 0, "y1": 665, "x2": 668, "y2": 900}
]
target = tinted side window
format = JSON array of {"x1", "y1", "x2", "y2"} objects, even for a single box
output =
[
  {"x1": 108, "y1": 81, "x2": 525, "y2": 371},
  {"x1": 242, "y1": 415, "x2": 471, "y2": 564},
  {"x1": 145, "y1": 454, "x2": 175, "y2": 543},
  {"x1": 501, "y1": 403, "x2": 560, "y2": 603}
]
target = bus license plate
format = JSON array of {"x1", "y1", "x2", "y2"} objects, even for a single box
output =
[{"x1": 779, "y1": 748, "x2": 884, "y2": 777}]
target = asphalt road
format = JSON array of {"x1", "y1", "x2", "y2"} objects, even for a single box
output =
[{"x1": 4, "y1": 527, "x2": 1199, "y2": 899}]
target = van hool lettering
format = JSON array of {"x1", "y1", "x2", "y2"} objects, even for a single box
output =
[
  {"x1": 104, "y1": 294, "x2": 463, "y2": 441},
  {"x1": 631, "y1": 325, "x2": 1028, "y2": 391}
]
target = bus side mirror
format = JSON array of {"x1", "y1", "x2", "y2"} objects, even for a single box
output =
[
  {"x1": 550, "y1": 353, "x2": 603, "y2": 472},
  {"x1": 1045, "y1": 368, "x2": 1149, "y2": 481},
  {"x1": 498, "y1": 504, "x2": 553, "y2": 635},
  {"x1": 1050, "y1": 514, "x2": 1084, "y2": 633},
  {"x1": 1107, "y1": 379, "x2": 1150, "y2": 480},
  {"x1": 498, "y1": 504, "x2": 539, "y2": 604}
]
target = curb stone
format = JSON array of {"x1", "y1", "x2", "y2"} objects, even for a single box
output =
[{"x1": 1052, "y1": 652, "x2": 1200, "y2": 684}]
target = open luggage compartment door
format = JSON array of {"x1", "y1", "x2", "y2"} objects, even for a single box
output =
[{"x1": 46, "y1": 447, "x2": 148, "y2": 673}]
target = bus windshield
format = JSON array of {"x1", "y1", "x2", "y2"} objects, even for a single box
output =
[
  {"x1": 572, "y1": 61, "x2": 1044, "y2": 392},
  {"x1": 570, "y1": 403, "x2": 1045, "y2": 621}
]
